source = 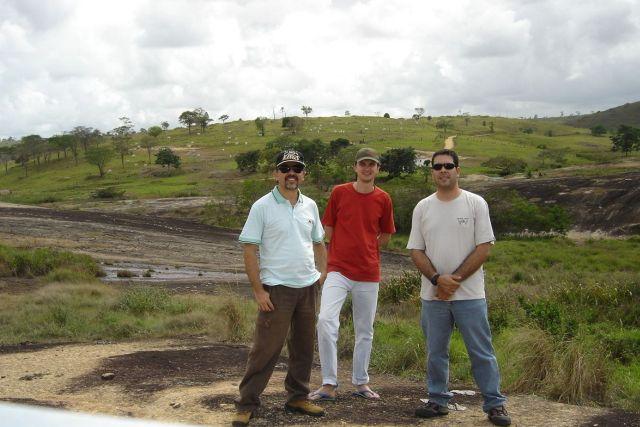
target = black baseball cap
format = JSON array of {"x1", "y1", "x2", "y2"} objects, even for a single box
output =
[{"x1": 276, "y1": 150, "x2": 305, "y2": 167}]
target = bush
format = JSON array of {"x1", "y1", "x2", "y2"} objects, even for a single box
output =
[
  {"x1": 235, "y1": 150, "x2": 261, "y2": 173},
  {"x1": 118, "y1": 287, "x2": 188, "y2": 315},
  {"x1": 0, "y1": 245, "x2": 101, "y2": 278},
  {"x1": 379, "y1": 271, "x2": 421, "y2": 304},
  {"x1": 155, "y1": 147, "x2": 181, "y2": 169},
  {"x1": 380, "y1": 147, "x2": 417, "y2": 178},
  {"x1": 481, "y1": 156, "x2": 528, "y2": 176},
  {"x1": 483, "y1": 188, "x2": 571, "y2": 234},
  {"x1": 381, "y1": 175, "x2": 432, "y2": 233},
  {"x1": 92, "y1": 187, "x2": 125, "y2": 199}
]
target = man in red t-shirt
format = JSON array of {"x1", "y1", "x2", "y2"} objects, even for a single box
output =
[{"x1": 309, "y1": 147, "x2": 395, "y2": 401}]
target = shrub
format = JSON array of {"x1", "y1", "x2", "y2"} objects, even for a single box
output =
[
  {"x1": 118, "y1": 287, "x2": 173, "y2": 314},
  {"x1": 116, "y1": 270, "x2": 136, "y2": 278},
  {"x1": 92, "y1": 187, "x2": 125, "y2": 199},
  {"x1": 235, "y1": 150, "x2": 261, "y2": 173},
  {"x1": 379, "y1": 271, "x2": 421, "y2": 304},
  {"x1": 483, "y1": 188, "x2": 571, "y2": 234},
  {"x1": 380, "y1": 147, "x2": 417, "y2": 178},
  {"x1": 0, "y1": 245, "x2": 101, "y2": 278},
  {"x1": 481, "y1": 156, "x2": 528, "y2": 176}
]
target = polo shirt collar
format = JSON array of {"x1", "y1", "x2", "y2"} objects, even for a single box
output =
[{"x1": 271, "y1": 185, "x2": 303, "y2": 205}]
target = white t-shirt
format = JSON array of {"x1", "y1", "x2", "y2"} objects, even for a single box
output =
[{"x1": 406, "y1": 189, "x2": 495, "y2": 301}]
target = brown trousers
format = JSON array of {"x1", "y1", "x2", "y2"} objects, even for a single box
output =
[{"x1": 236, "y1": 283, "x2": 318, "y2": 412}]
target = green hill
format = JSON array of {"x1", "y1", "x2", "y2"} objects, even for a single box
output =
[
  {"x1": 0, "y1": 114, "x2": 638, "y2": 215},
  {"x1": 565, "y1": 100, "x2": 640, "y2": 130}
]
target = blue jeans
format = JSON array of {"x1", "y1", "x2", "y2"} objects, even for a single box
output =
[{"x1": 421, "y1": 298, "x2": 506, "y2": 413}]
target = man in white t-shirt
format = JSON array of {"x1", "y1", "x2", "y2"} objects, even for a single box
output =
[{"x1": 407, "y1": 149, "x2": 511, "y2": 426}]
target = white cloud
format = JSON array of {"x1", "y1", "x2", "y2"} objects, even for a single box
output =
[{"x1": 0, "y1": 0, "x2": 639, "y2": 138}]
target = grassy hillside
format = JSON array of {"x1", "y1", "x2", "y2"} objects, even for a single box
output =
[
  {"x1": 1, "y1": 115, "x2": 637, "y2": 208},
  {"x1": 565, "y1": 101, "x2": 640, "y2": 130}
]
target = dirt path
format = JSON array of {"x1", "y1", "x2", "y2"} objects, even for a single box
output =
[
  {"x1": 444, "y1": 135, "x2": 456, "y2": 149},
  {"x1": 1, "y1": 338, "x2": 634, "y2": 426}
]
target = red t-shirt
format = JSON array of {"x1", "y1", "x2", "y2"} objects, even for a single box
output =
[{"x1": 322, "y1": 183, "x2": 396, "y2": 282}]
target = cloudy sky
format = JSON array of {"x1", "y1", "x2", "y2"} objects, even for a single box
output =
[{"x1": 1, "y1": 0, "x2": 640, "y2": 138}]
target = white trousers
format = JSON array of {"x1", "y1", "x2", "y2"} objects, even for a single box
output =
[{"x1": 316, "y1": 271, "x2": 379, "y2": 386}]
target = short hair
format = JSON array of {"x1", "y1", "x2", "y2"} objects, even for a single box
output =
[{"x1": 431, "y1": 149, "x2": 459, "y2": 167}]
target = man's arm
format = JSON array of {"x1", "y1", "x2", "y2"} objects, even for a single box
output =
[
  {"x1": 452, "y1": 242, "x2": 492, "y2": 280},
  {"x1": 313, "y1": 241, "x2": 327, "y2": 285},
  {"x1": 378, "y1": 233, "x2": 392, "y2": 248},
  {"x1": 409, "y1": 249, "x2": 461, "y2": 300},
  {"x1": 323, "y1": 225, "x2": 333, "y2": 243},
  {"x1": 243, "y1": 244, "x2": 274, "y2": 312}
]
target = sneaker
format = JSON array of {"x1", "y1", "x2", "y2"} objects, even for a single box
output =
[
  {"x1": 231, "y1": 410, "x2": 253, "y2": 426},
  {"x1": 488, "y1": 405, "x2": 512, "y2": 426},
  {"x1": 415, "y1": 401, "x2": 449, "y2": 418},
  {"x1": 284, "y1": 399, "x2": 325, "y2": 417}
]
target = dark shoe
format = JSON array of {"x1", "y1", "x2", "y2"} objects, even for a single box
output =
[
  {"x1": 488, "y1": 405, "x2": 512, "y2": 426},
  {"x1": 284, "y1": 399, "x2": 325, "y2": 417},
  {"x1": 415, "y1": 401, "x2": 449, "y2": 418},
  {"x1": 231, "y1": 410, "x2": 253, "y2": 426}
]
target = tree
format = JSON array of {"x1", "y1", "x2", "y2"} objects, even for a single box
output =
[
  {"x1": 0, "y1": 145, "x2": 14, "y2": 174},
  {"x1": 414, "y1": 107, "x2": 424, "y2": 119},
  {"x1": 282, "y1": 116, "x2": 304, "y2": 134},
  {"x1": 235, "y1": 150, "x2": 261, "y2": 173},
  {"x1": 193, "y1": 108, "x2": 212, "y2": 133},
  {"x1": 85, "y1": 146, "x2": 114, "y2": 177},
  {"x1": 380, "y1": 147, "x2": 417, "y2": 178},
  {"x1": 111, "y1": 116, "x2": 134, "y2": 167},
  {"x1": 70, "y1": 126, "x2": 97, "y2": 153},
  {"x1": 435, "y1": 118, "x2": 453, "y2": 138},
  {"x1": 48, "y1": 134, "x2": 74, "y2": 160},
  {"x1": 611, "y1": 125, "x2": 640, "y2": 156},
  {"x1": 218, "y1": 114, "x2": 229, "y2": 124},
  {"x1": 254, "y1": 117, "x2": 267, "y2": 136},
  {"x1": 383, "y1": 113, "x2": 390, "y2": 118},
  {"x1": 301, "y1": 106, "x2": 312, "y2": 117},
  {"x1": 161, "y1": 121, "x2": 170, "y2": 131},
  {"x1": 590, "y1": 124, "x2": 607, "y2": 137},
  {"x1": 155, "y1": 147, "x2": 181, "y2": 169},
  {"x1": 178, "y1": 110, "x2": 197, "y2": 134},
  {"x1": 141, "y1": 134, "x2": 158, "y2": 162},
  {"x1": 329, "y1": 138, "x2": 351, "y2": 155},
  {"x1": 345, "y1": 110, "x2": 351, "y2": 117}
]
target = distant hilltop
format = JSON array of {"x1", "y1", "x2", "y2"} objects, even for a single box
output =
[{"x1": 565, "y1": 100, "x2": 640, "y2": 130}]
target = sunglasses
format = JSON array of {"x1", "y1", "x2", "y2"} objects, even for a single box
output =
[
  {"x1": 432, "y1": 163, "x2": 456, "y2": 171},
  {"x1": 277, "y1": 164, "x2": 305, "y2": 173}
]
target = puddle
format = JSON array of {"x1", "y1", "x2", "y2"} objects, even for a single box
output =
[{"x1": 100, "y1": 262, "x2": 244, "y2": 283}]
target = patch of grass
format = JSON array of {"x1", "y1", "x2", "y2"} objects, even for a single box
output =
[
  {"x1": 0, "y1": 283, "x2": 258, "y2": 345},
  {"x1": 0, "y1": 244, "x2": 102, "y2": 279}
]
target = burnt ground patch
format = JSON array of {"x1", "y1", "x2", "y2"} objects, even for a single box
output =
[
  {"x1": 0, "y1": 397, "x2": 66, "y2": 408},
  {"x1": 201, "y1": 387, "x2": 483, "y2": 426},
  {"x1": 64, "y1": 344, "x2": 276, "y2": 396},
  {"x1": 0, "y1": 341, "x2": 74, "y2": 354},
  {"x1": 582, "y1": 409, "x2": 640, "y2": 427}
]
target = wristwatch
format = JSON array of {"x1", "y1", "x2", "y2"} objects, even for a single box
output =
[{"x1": 430, "y1": 273, "x2": 440, "y2": 286}]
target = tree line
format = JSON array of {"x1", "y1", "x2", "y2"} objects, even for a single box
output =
[{"x1": 0, "y1": 117, "x2": 178, "y2": 178}]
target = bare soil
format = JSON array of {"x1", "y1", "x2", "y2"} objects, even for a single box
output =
[
  {"x1": 2, "y1": 338, "x2": 638, "y2": 426},
  {"x1": 1, "y1": 202, "x2": 639, "y2": 426}
]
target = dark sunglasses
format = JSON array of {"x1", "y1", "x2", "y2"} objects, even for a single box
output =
[
  {"x1": 432, "y1": 163, "x2": 456, "y2": 171},
  {"x1": 277, "y1": 164, "x2": 305, "y2": 173}
]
